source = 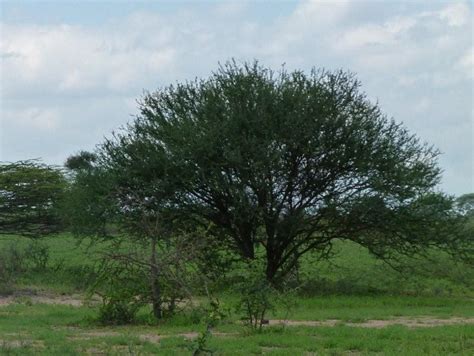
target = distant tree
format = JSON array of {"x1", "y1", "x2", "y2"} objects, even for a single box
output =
[
  {"x1": 61, "y1": 155, "x2": 114, "y2": 238},
  {"x1": 456, "y1": 193, "x2": 474, "y2": 216},
  {"x1": 0, "y1": 160, "x2": 66, "y2": 237},
  {"x1": 100, "y1": 61, "x2": 471, "y2": 283},
  {"x1": 64, "y1": 150, "x2": 97, "y2": 171},
  {"x1": 456, "y1": 194, "x2": 474, "y2": 261}
]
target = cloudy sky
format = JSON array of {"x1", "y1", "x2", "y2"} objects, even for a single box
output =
[{"x1": 0, "y1": 0, "x2": 472, "y2": 195}]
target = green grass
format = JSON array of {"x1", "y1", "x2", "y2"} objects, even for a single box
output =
[
  {"x1": 2, "y1": 233, "x2": 472, "y2": 297},
  {"x1": 269, "y1": 295, "x2": 474, "y2": 321},
  {"x1": 0, "y1": 234, "x2": 104, "y2": 294},
  {"x1": 0, "y1": 302, "x2": 472, "y2": 355},
  {"x1": 0, "y1": 233, "x2": 473, "y2": 354},
  {"x1": 299, "y1": 241, "x2": 474, "y2": 298}
]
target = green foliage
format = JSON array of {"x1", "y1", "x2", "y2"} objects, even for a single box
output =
[
  {"x1": 0, "y1": 240, "x2": 50, "y2": 292},
  {"x1": 232, "y1": 259, "x2": 288, "y2": 330},
  {"x1": 0, "y1": 160, "x2": 66, "y2": 237},
  {"x1": 101, "y1": 60, "x2": 467, "y2": 282},
  {"x1": 456, "y1": 193, "x2": 474, "y2": 216},
  {"x1": 63, "y1": 140, "x2": 197, "y2": 322},
  {"x1": 23, "y1": 241, "x2": 50, "y2": 270},
  {"x1": 98, "y1": 298, "x2": 140, "y2": 325},
  {"x1": 0, "y1": 244, "x2": 25, "y2": 289},
  {"x1": 60, "y1": 166, "x2": 116, "y2": 238},
  {"x1": 92, "y1": 249, "x2": 148, "y2": 324},
  {"x1": 0, "y1": 233, "x2": 472, "y2": 354},
  {"x1": 298, "y1": 240, "x2": 474, "y2": 298},
  {"x1": 64, "y1": 151, "x2": 97, "y2": 171},
  {"x1": 0, "y1": 297, "x2": 472, "y2": 355},
  {"x1": 84, "y1": 233, "x2": 208, "y2": 322},
  {"x1": 191, "y1": 298, "x2": 226, "y2": 355}
]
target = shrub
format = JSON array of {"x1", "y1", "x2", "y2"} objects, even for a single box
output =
[
  {"x1": 24, "y1": 241, "x2": 49, "y2": 270},
  {"x1": 98, "y1": 297, "x2": 140, "y2": 325},
  {"x1": 0, "y1": 244, "x2": 26, "y2": 290},
  {"x1": 192, "y1": 298, "x2": 227, "y2": 355},
  {"x1": 232, "y1": 260, "x2": 276, "y2": 330},
  {"x1": 92, "y1": 260, "x2": 147, "y2": 325}
]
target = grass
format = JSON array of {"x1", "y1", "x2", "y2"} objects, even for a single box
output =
[
  {"x1": 0, "y1": 233, "x2": 473, "y2": 354},
  {"x1": 0, "y1": 302, "x2": 472, "y2": 355},
  {"x1": 0, "y1": 301, "x2": 473, "y2": 355},
  {"x1": 270, "y1": 295, "x2": 474, "y2": 321}
]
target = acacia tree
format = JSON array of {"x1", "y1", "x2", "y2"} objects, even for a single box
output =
[
  {"x1": 0, "y1": 160, "x2": 66, "y2": 237},
  {"x1": 63, "y1": 151, "x2": 204, "y2": 320},
  {"x1": 101, "y1": 61, "x2": 469, "y2": 283}
]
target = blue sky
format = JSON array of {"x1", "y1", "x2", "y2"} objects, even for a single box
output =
[{"x1": 0, "y1": 0, "x2": 472, "y2": 195}]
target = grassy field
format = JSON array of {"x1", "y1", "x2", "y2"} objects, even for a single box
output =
[{"x1": 0, "y1": 234, "x2": 473, "y2": 355}]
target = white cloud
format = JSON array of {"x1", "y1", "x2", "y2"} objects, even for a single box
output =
[
  {"x1": 339, "y1": 24, "x2": 394, "y2": 49},
  {"x1": 1, "y1": 22, "x2": 176, "y2": 96},
  {"x1": 259, "y1": 0, "x2": 352, "y2": 59},
  {"x1": 439, "y1": 1, "x2": 471, "y2": 27},
  {"x1": 331, "y1": 1, "x2": 473, "y2": 83},
  {"x1": 337, "y1": 16, "x2": 416, "y2": 50},
  {"x1": 290, "y1": 0, "x2": 351, "y2": 26}
]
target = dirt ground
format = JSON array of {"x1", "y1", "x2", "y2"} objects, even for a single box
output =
[
  {"x1": 268, "y1": 317, "x2": 474, "y2": 328},
  {"x1": 0, "y1": 290, "x2": 100, "y2": 307}
]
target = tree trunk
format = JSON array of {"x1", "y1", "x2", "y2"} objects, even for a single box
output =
[
  {"x1": 265, "y1": 253, "x2": 279, "y2": 282},
  {"x1": 150, "y1": 236, "x2": 162, "y2": 319}
]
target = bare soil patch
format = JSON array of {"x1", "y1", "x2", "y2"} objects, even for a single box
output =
[
  {"x1": 0, "y1": 339, "x2": 44, "y2": 349},
  {"x1": 269, "y1": 316, "x2": 474, "y2": 328},
  {"x1": 139, "y1": 332, "x2": 199, "y2": 343},
  {"x1": 67, "y1": 331, "x2": 121, "y2": 341},
  {"x1": 0, "y1": 290, "x2": 101, "y2": 307},
  {"x1": 70, "y1": 330, "x2": 239, "y2": 344}
]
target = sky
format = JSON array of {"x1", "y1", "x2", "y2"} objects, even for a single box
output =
[{"x1": 0, "y1": 0, "x2": 472, "y2": 195}]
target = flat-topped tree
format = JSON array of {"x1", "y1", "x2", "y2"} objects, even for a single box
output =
[
  {"x1": 102, "y1": 60, "x2": 469, "y2": 282},
  {"x1": 0, "y1": 160, "x2": 66, "y2": 237}
]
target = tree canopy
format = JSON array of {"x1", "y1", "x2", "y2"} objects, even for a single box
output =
[
  {"x1": 0, "y1": 160, "x2": 66, "y2": 237},
  {"x1": 96, "y1": 61, "x2": 469, "y2": 281},
  {"x1": 64, "y1": 150, "x2": 98, "y2": 171},
  {"x1": 456, "y1": 193, "x2": 474, "y2": 217}
]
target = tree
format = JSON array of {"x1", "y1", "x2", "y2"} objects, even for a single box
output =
[
  {"x1": 455, "y1": 193, "x2": 474, "y2": 261},
  {"x1": 64, "y1": 150, "x2": 97, "y2": 171},
  {"x1": 100, "y1": 61, "x2": 470, "y2": 283},
  {"x1": 456, "y1": 193, "x2": 474, "y2": 217},
  {"x1": 63, "y1": 151, "x2": 204, "y2": 320},
  {"x1": 61, "y1": 155, "x2": 114, "y2": 238},
  {"x1": 0, "y1": 160, "x2": 66, "y2": 237}
]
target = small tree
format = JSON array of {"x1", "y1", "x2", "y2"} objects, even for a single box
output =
[
  {"x1": 0, "y1": 160, "x2": 66, "y2": 237},
  {"x1": 101, "y1": 61, "x2": 470, "y2": 283},
  {"x1": 63, "y1": 152, "x2": 203, "y2": 320}
]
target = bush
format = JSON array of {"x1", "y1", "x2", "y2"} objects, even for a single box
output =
[
  {"x1": 191, "y1": 298, "x2": 226, "y2": 355},
  {"x1": 92, "y1": 260, "x2": 147, "y2": 325},
  {"x1": 0, "y1": 241, "x2": 51, "y2": 293},
  {"x1": 0, "y1": 244, "x2": 26, "y2": 289},
  {"x1": 98, "y1": 297, "x2": 140, "y2": 325},
  {"x1": 232, "y1": 260, "x2": 277, "y2": 330},
  {"x1": 24, "y1": 241, "x2": 49, "y2": 270}
]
